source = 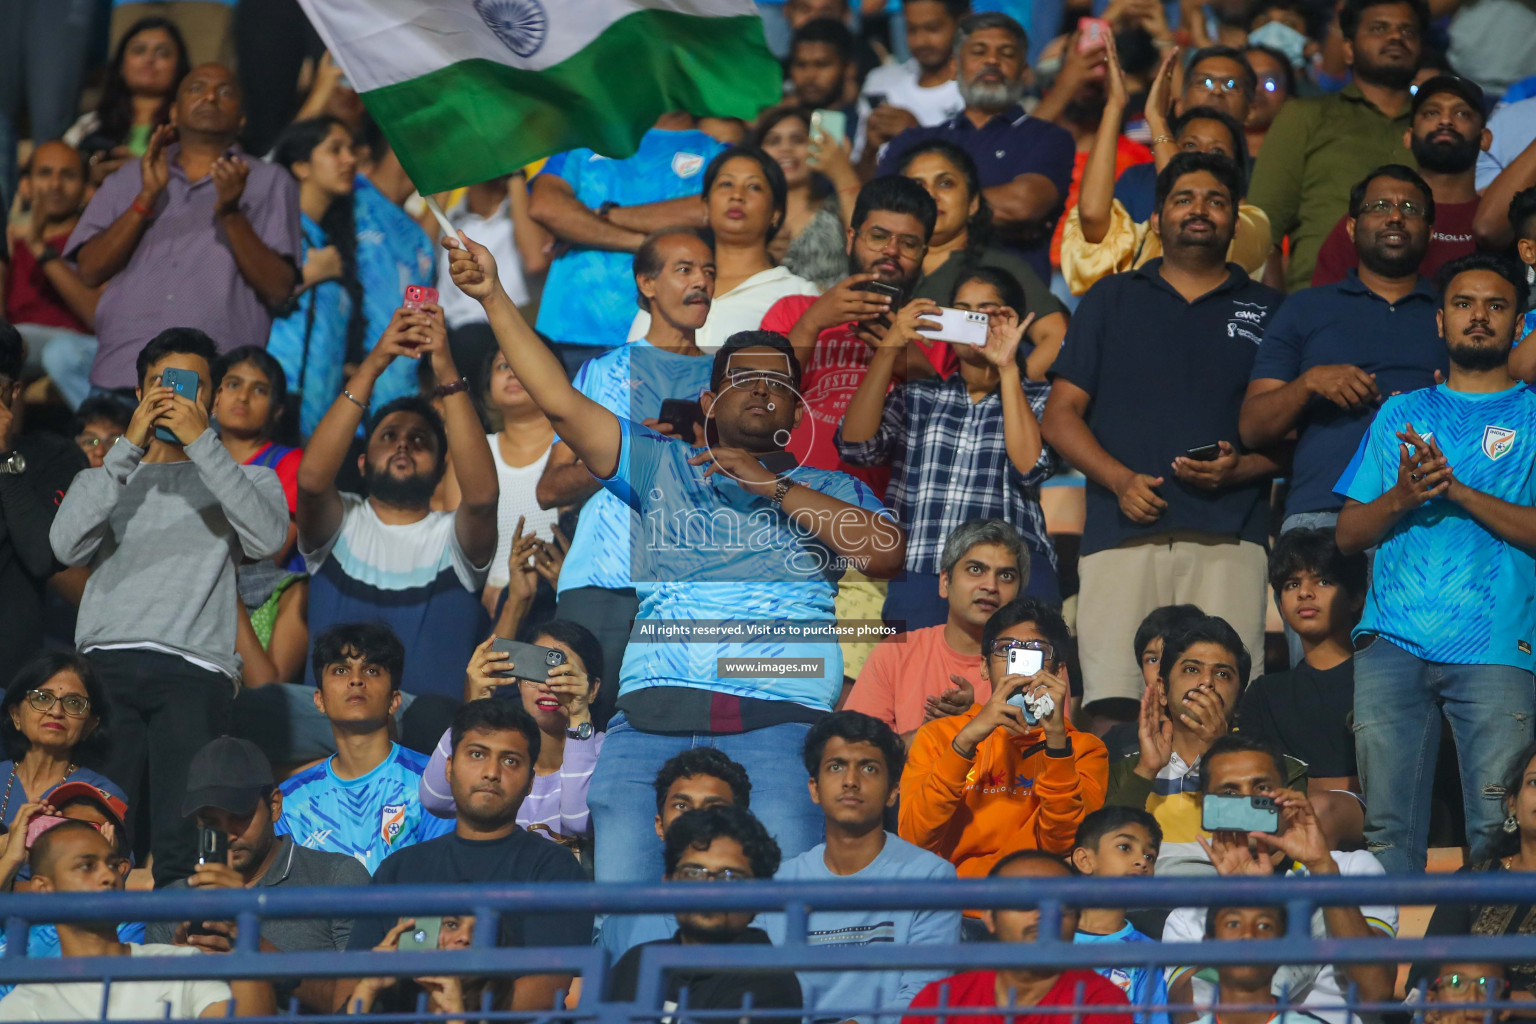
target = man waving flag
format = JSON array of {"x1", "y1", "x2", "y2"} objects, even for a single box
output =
[{"x1": 296, "y1": 0, "x2": 781, "y2": 193}]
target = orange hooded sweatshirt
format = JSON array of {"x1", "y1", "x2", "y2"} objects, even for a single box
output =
[{"x1": 898, "y1": 708, "x2": 1109, "y2": 880}]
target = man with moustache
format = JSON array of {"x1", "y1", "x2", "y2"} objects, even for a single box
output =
[
  {"x1": 1248, "y1": 0, "x2": 1428, "y2": 291},
  {"x1": 1312, "y1": 77, "x2": 1491, "y2": 286},
  {"x1": 296, "y1": 296, "x2": 498, "y2": 699},
  {"x1": 1336, "y1": 252, "x2": 1536, "y2": 874},
  {"x1": 1242, "y1": 165, "x2": 1446, "y2": 548},
  {"x1": 1042, "y1": 152, "x2": 1284, "y2": 716}
]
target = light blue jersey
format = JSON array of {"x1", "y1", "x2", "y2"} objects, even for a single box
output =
[
  {"x1": 268, "y1": 213, "x2": 355, "y2": 438},
  {"x1": 354, "y1": 176, "x2": 436, "y2": 416},
  {"x1": 1075, "y1": 923, "x2": 1171, "y2": 1024},
  {"x1": 559, "y1": 342, "x2": 715, "y2": 594},
  {"x1": 276, "y1": 743, "x2": 453, "y2": 873},
  {"x1": 603, "y1": 418, "x2": 893, "y2": 709},
  {"x1": 534, "y1": 130, "x2": 724, "y2": 347},
  {"x1": 1335, "y1": 383, "x2": 1536, "y2": 670}
]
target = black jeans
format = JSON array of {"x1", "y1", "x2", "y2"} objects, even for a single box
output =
[
  {"x1": 554, "y1": 586, "x2": 638, "y2": 730},
  {"x1": 88, "y1": 649, "x2": 233, "y2": 887}
]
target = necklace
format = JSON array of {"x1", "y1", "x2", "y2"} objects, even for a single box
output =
[{"x1": 1, "y1": 761, "x2": 78, "y2": 822}]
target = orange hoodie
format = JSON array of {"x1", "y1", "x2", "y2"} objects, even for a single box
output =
[{"x1": 898, "y1": 708, "x2": 1109, "y2": 880}]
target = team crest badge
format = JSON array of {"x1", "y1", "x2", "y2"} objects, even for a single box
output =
[
  {"x1": 1483, "y1": 425, "x2": 1518, "y2": 460},
  {"x1": 381, "y1": 804, "x2": 407, "y2": 845},
  {"x1": 672, "y1": 152, "x2": 704, "y2": 178}
]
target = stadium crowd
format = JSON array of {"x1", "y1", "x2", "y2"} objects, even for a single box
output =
[{"x1": 4, "y1": 0, "x2": 1536, "y2": 1018}]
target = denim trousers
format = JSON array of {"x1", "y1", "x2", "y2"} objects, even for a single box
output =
[
  {"x1": 18, "y1": 324, "x2": 96, "y2": 410},
  {"x1": 1353, "y1": 635, "x2": 1536, "y2": 873},
  {"x1": 588, "y1": 714, "x2": 824, "y2": 882}
]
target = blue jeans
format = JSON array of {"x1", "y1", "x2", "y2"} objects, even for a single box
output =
[
  {"x1": 1353, "y1": 635, "x2": 1536, "y2": 874},
  {"x1": 588, "y1": 714, "x2": 824, "y2": 882},
  {"x1": 19, "y1": 324, "x2": 97, "y2": 410}
]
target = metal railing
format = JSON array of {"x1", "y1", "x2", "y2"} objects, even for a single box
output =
[{"x1": 2, "y1": 872, "x2": 1532, "y2": 1022}]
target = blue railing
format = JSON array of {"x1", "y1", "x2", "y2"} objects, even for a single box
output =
[{"x1": 2, "y1": 873, "x2": 1532, "y2": 1022}]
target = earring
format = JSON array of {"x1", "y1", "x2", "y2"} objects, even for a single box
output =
[{"x1": 1504, "y1": 813, "x2": 1519, "y2": 834}]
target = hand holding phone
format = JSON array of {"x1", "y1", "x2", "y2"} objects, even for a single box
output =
[
  {"x1": 489, "y1": 638, "x2": 566, "y2": 682},
  {"x1": 155, "y1": 367, "x2": 200, "y2": 444},
  {"x1": 1201, "y1": 793, "x2": 1281, "y2": 834},
  {"x1": 1077, "y1": 17, "x2": 1110, "y2": 52},
  {"x1": 915, "y1": 308, "x2": 990, "y2": 346},
  {"x1": 810, "y1": 109, "x2": 848, "y2": 145},
  {"x1": 403, "y1": 284, "x2": 439, "y2": 312},
  {"x1": 398, "y1": 916, "x2": 443, "y2": 951}
]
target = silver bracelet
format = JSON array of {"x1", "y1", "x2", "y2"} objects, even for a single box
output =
[{"x1": 341, "y1": 389, "x2": 366, "y2": 411}]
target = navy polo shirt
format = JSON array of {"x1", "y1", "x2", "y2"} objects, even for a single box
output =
[
  {"x1": 878, "y1": 105, "x2": 1074, "y2": 284},
  {"x1": 1249, "y1": 270, "x2": 1445, "y2": 518},
  {"x1": 1050, "y1": 259, "x2": 1284, "y2": 557}
]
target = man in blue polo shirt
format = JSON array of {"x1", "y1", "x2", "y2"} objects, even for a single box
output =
[
  {"x1": 1042, "y1": 152, "x2": 1284, "y2": 719},
  {"x1": 1335, "y1": 253, "x2": 1536, "y2": 875},
  {"x1": 445, "y1": 231, "x2": 906, "y2": 884},
  {"x1": 877, "y1": 12, "x2": 1073, "y2": 284},
  {"x1": 1241, "y1": 165, "x2": 1446, "y2": 541},
  {"x1": 530, "y1": 113, "x2": 722, "y2": 375}
]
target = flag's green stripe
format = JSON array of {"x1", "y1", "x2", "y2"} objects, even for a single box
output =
[{"x1": 361, "y1": 9, "x2": 780, "y2": 194}]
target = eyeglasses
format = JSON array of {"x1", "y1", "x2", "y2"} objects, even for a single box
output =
[
  {"x1": 25, "y1": 689, "x2": 90, "y2": 717},
  {"x1": 1192, "y1": 75, "x2": 1245, "y2": 94},
  {"x1": 1357, "y1": 198, "x2": 1428, "y2": 219},
  {"x1": 1431, "y1": 975, "x2": 1507, "y2": 999},
  {"x1": 76, "y1": 434, "x2": 122, "y2": 452},
  {"x1": 1257, "y1": 75, "x2": 1284, "y2": 94},
  {"x1": 858, "y1": 226, "x2": 926, "y2": 259},
  {"x1": 725, "y1": 371, "x2": 796, "y2": 394},
  {"x1": 674, "y1": 865, "x2": 753, "y2": 882},
  {"x1": 986, "y1": 638, "x2": 1055, "y2": 660},
  {"x1": 1361, "y1": 19, "x2": 1419, "y2": 39}
]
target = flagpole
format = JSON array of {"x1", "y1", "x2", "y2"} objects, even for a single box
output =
[{"x1": 422, "y1": 193, "x2": 457, "y2": 241}]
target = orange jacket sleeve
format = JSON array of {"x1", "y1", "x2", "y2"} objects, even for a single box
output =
[
  {"x1": 1030, "y1": 730, "x2": 1109, "y2": 854},
  {"x1": 898, "y1": 718, "x2": 972, "y2": 853}
]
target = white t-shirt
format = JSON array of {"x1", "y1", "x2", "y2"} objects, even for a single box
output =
[
  {"x1": 626, "y1": 266, "x2": 820, "y2": 352},
  {"x1": 436, "y1": 196, "x2": 531, "y2": 326},
  {"x1": 486, "y1": 433, "x2": 561, "y2": 588},
  {"x1": 1162, "y1": 851, "x2": 1398, "y2": 1024},
  {"x1": 853, "y1": 60, "x2": 965, "y2": 161},
  {"x1": 0, "y1": 944, "x2": 230, "y2": 1021}
]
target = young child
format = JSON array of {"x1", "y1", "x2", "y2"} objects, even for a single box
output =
[
  {"x1": 1071, "y1": 807, "x2": 1170, "y2": 1024},
  {"x1": 1103, "y1": 606, "x2": 1206, "y2": 760}
]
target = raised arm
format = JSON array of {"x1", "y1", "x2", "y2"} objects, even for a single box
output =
[
  {"x1": 445, "y1": 233, "x2": 622, "y2": 478},
  {"x1": 1077, "y1": 38, "x2": 1132, "y2": 245},
  {"x1": 535, "y1": 441, "x2": 599, "y2": 509},
  {"x1": 1473, "y1": 130, "x2": 1536, "y2": 252},
  {"x1": 985, "y1": 309, "x2": 1044, "y2": 474},
  {"x1": 528, "y1": 174, "x2": 646, "y2": 253},
  {"x1": 211, "y1": 156, "x2": 297, "y2": 309},
  {"x1": 74, "y1": 125, "x2": 172, "y2": 287},
  {"x1": 419, "y1": 309, "x2": 499, "y2": 566}
]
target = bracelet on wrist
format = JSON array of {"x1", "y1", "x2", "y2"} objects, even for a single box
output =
[
  {"x1": 341, "y1": 389, "x2": 367, "y2": 411},
  {"x1": 435, "y1": 377, "x2": 470, "y2": 399},
  {"x1": 131, "y1": 197, "x2": 155, "y2": 219},
  {"x1": 1151, "y1": 134, "x2": 1175, "y2": 146}
]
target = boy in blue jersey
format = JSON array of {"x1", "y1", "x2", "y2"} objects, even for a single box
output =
[
  {"x1": 1070, "y1": 807, "x2": 1170, "y2": 1024},
  {"x1": 537, "y1": 228, "x2": 718, "y2": 727},
  {"x1": 445, "y1": 231, "x2": 906, "y2": 887},
  {"x1": 1335, "y1": 252, "x2": 1536, "y2": 875},
  {"x1": 276, "y1": 624, "x2": 452, "y2": 873}
]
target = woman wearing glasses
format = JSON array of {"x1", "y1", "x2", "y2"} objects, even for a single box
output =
[{"x1": 0, "y1": 651, "x2": 120, "y2": 830}]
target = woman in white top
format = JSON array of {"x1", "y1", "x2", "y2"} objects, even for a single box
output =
[
  {"x1": 479, "y1": 347, "x2": 561, "y2": 615},
  {"x1": 628, "y1": 146, "x2": 819, "y2": 351}
]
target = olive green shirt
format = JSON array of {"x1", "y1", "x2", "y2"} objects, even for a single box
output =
[{"x1": 1247, "y1": 82, "x2": 1414, "y2": 292}]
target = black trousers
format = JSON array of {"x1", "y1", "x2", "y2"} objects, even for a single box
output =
[
  {"x1": 554, "y1": 586, "x2": 638, "y2": 731},
  {"x1": 87, "y1": 649, "x2": 233, "y2": 887}
]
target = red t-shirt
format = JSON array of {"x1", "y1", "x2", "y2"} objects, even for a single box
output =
[
  {"x1": 5, "y1": 230, "x2": 87, "y2": 331},
  {"x1": 246, "y1": 442, "x2": 302, "y2": 515},
  {"x1": 1309, "y1": 199, "x2": 1478, "y2": 288},
  {"x1": 906, "y1": 969, "x2": 1134, "y2": 1024},
  {"x1": 759, "y1": 294, "x2": 951, "y2": 497}
]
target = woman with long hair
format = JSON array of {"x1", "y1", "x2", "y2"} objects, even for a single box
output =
[
  {"x1": 896, "y1": 139, "x2": 1069, "y2": 381},
  {"x1": 267, "y1": 116, "x2": 366, "y2": 439},
  {"x1": 755, "y1": 106, "x2": 856, "y2": 289},
  {"x1": 64, "y1": 17, "x2": 190, "y2": 185}
]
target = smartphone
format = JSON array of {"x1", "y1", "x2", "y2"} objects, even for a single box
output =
[
  {"x1": 1201, "y1": 793, "x2": 1281, "y2": 834},
  {"x1": 1006, "y1": 647, "x2": 1045, "y2": 678},
  {"x1": 758, "y1": 450, "x2": 799, "y2": 475},
  {"x1": 915, "y1": 308, "x2": 990, "y2": 347},
  {"x1": 864, "y1": 92, "x2": 888, "y2": 109},
  {"x1": 489, "y1": 638, "x2": 566, "y2": 682},
  {"x1": 859, "y1": 280, "x2": 902, "y2": 300},
  {"x1": 196, "y1": 827, "x2": 229, "y2": 867},
  {"x1": 1185, "y1": 443, "x2": 1223, "y2": 462},
  {"x1": 155, "y1": 367, "x2": 200, "y2": 444},
  {"x1": 1077, "y1": 16, "x2": 1111, "y2": 52},
  {"x1": 403, "y1": 285, "x2": 439, "y2": 313},
  {"x1": 810, "y1": 109, "x2": 848, "y2": 145},
  {"x1": 658, "y1": 399, "x2": 706, "y2": 442},
  {"x1": 398, "y1": 916, "x2": 442, "y2": 952}
]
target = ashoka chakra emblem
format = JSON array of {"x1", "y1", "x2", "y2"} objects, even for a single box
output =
[{"x1": 474, "y1": 0, "x2": 548, "y2": 57}]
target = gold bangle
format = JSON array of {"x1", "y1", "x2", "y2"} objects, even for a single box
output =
[{"x1": 1152, "y1": 134, "x2": 1175, "y2": 146}]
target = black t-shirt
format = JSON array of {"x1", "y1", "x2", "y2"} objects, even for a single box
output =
[
  {"x1": 1236, "y1": 659, "x2": 1357, "y2": 778},
  {"x1": 608, "y1": 929, "x2": 802, "y2": 1024},
  {"x1": 1048, "y1": 261, "x2": 1284, "y2": 557},
  {"x1": 0, "y1": 432, "x2": 85, "y2": 685},
  {"x1": 347, "y1": 828, "x2": 592, "y2": 951}
]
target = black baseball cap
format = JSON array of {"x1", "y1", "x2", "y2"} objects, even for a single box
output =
[
  {"x1": 1411, "y1": 74, "x2": 1486, "y2": 120},
  {"x1": 181, "y1": 736, "x2": 275, "y2": 817}
]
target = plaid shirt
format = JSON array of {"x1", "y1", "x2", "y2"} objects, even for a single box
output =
[{"x1": 835, "y1": 373, "x2": 1056, "y2": 575}]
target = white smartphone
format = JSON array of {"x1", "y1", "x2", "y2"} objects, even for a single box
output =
[
  {"x1": 1006, "y1": 647, "x2": 1044, "y2": 677},
  {"x1": 915, "y1": 307, "x2": 989, "y2": 346},
  {"x1": 810, "y1": 108, "x2": 848, "y2": 145}
]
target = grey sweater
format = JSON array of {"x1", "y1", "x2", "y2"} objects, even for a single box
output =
[{"x1": 49, "y1": 430, "x2": 288, "y2": 680}]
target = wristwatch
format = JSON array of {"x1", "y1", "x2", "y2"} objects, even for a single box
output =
[
  {"x1": 566, "y1": 720, "x2": 594, "y2": 741},
  {"x1": 0, "y1": 451, "x2": 26, "y2": 476}
]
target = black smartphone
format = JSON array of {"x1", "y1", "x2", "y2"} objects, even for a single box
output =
[
  {"x1": 489, "y1": 638, "x2": 566, "y2": 682},
  {"x1": 658, "y1": 399, "x2": 706, "y2": 442},
  {"x1": 156, "y1": 367, "x2": 200, "y2": 444},
  {"x1": 758, "y1": 451, "x2": 799, "y2": 475},
  {"x1": 1185, "y1": 443, "x2": 1222, "y2": 462},
  {"x1": 859, "y1": 280, "x2": 901, "y2": 299},
  {"x1": 196, "y1": 826, "x2": 228, "y2": 867}
]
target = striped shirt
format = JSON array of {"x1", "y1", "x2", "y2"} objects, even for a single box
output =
[
  {"x1": 834, "y1": 373, "x2": 1056, "y2": 575},
  {"x1": 420, "y1": 728, "x2": 603, "y2": 838}
]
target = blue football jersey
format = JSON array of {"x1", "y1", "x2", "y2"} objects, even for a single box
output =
[
  {"x1": 1335, "y1": 383, "x2": 1536, "y2": 669},
  {"x1": 1075, "y1": 924, "x2": 1171, "y2": 1024}
]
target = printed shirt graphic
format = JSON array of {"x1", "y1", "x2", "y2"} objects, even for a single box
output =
[
  {"x1": 1335, "y1": 383, "x2": 1536, "y2": 670},
  {"x1": 1075, "y1": 924, "x2": 1171, "y2": 1024},
  {"x1": 601, "y1": 417, "x2": 894, "y2": 708},
  {"x1": 557, "y1": 342, "x2": 715, "y2": 593},
  {"x1": 276, "y1": 743, "x2": 452, "y2": 873}
]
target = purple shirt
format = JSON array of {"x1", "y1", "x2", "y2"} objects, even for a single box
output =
[
  {"x1": 66, "y1": 144, "x2": 301, "y2": 389},
  {"x1": 878, "y1": 105, "x2": 1075, "y2": 284}
]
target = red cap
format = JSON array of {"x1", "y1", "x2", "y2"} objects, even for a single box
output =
[{"x1": 46, "y1": 781, "x2": 128, "y2": 830}]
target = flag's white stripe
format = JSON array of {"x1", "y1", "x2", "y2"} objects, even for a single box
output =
[{"x1": 300, "y1": 0, "x2": 757, "y2": 92}]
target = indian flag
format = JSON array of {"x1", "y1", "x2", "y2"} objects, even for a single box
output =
[{"x1": 296, "y1": 0, "x2": 783, "y2": 193}]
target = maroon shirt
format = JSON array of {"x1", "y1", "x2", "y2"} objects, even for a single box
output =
[
  {"x1": 65, "y1": 143, "x2": 300, "y2": 388},
  {"x1": 5, "y1": 229, "x2": 86, "y2": 331},
  {"x1": 1310, "y1": 199, "x2": 1478, "y2": 288}
]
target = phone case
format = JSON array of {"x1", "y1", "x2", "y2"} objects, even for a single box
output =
[
  {"x1": 399, "y1": 917, "x2": 442, "y2": 951},
  {"x1": 489, "y1": 638, "x2": 566, "y2": 682},
  {"x1": 156, "y1": 368, "x2": 199, "y2": 444},
  {"x1": 916, "y1": 308, "x2": 990, "y2": 346},
  {"x1": 1201, "y1": 794, "x2": 1280, "y2": 833},
  {"x1": 403, "y1": 285, "x2": 440, "y2": 310}
]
